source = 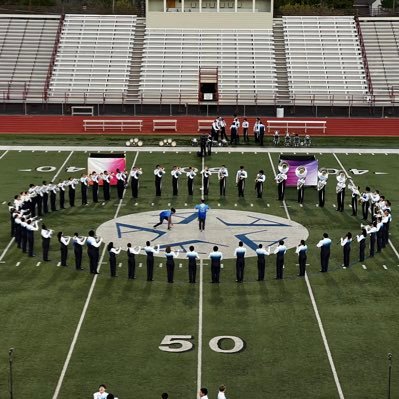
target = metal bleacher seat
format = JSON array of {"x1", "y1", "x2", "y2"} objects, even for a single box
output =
[
  {"x1": 282, "y1": 16, "x2": 369, "y2": 104},
  {"x1": 140, "y1": 28, "x2": 277, "y2": 104},
  {"x1": 360, "y1": 18, "x2": 399, "y2": 102},
  {"x1": 0, "y1": 15, "x2": 60, "y2": 101},
  {"x1": 48, "y1": 15, "x2": 137, "y2": 103}
]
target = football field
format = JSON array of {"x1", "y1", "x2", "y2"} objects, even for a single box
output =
[{"x1": 0, "y1": 145, "x2": 398, "y2": 399}]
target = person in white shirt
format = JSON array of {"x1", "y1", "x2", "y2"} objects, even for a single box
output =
[
  {"x1": 186, "y1": 166, "x2": 196, "y2": 196},
  {"x1": 130, "y1": 166, "x2": 143, "y2": 199},
  {"x1": 361, "y1": 186, "x2": 371, "y2": 220},
  {"x1": 91, "y1": 171, "x2": 99, "y2": 203},
  {"x1": 273, "y1": 240, "x2": 287, "y2": 279},
  {"x1": 295, "y1": 239, "x2": 308, "y2": 276},
  {"x1": 41, "y1": 223, "x2": 53, "y2": 262},
  {"x1": 73, "y1": 232, "x2": 87, "y2": 270},
  {"x1": 57, "y1": 231, "x2": 71, "y2": 267},
  {"x1": 253, "y1": 117, "x2": 260, "y2": 143},
  {"x1": 255, "y1": 170, "x2": 266, "y2": 198},
  {"x1": 115, "y1": 168, "x2": 127, "y2": 200},
  {"x1": 87, "y1": 230, "x2": 103, "y2": 274},
  {"x1": 102, "y1": 170, "x2": 112, "y2": 201},
  {"x1": 234, "y1": 241, "x2": 246, "y2": 283},
  {"x1": 356, "y1": 228, "x2": 367, "y2": 262},
  {"x1": 93, "y1": 384, "x2": 108, "y2": 399},
  {"x1": 236, "y1": 166, "x2": 248, "y2": 197},
  {"x1": 127, "y1": 243, "x2": 141, "y2": 279},
  {"x1": 317, "y1": 233, "x2": 332, "y2": 272},
  {"x1": 26, "y1": 218, "x2": 39, "y2": 257},
  {"x1": 242, "y1": 118, "x2": 249, "y2": 142},
  {"x1": 201, "y1": 166, "x2": 212, "y2": 196},
  {"x1": 165, "y1": 246, "x2": 179, "y2": 283},
  {"x1": 186, "y1": 245, "x2": 199, "y2": 283},
  {"x1": 144, "y1": 241, "x2": 160, "y2": 281},
  {"x1": 154, "y1": 165, "x2": 166, "y2": 196},
  {"x1": 199, "y1": 387, "x2": 209, "y2": 398},
  {"x1": 256, "y1": 244, "x2": 270, "y2": 281},
  {"x1": 209, "y1": 246, "x2": 223, "y2": 283},
  {"x1": 218, "y1": 165, "x2": 228, "y2": 197},
  {"x1": 217, "y1": 385, "x2": 227, "y2": 399},
  {"x1": 171, "y1": 166, "x2": 182, "y2": 196},
  {"x1": 80, "y1": 173, "x2": 89, "y2": 205},
  {"x1": 340, "y1": 232, "x2": 352, "y2": 267},
  {"x1": 107, "y1": 242, "x2": 122, "y2": 277}
]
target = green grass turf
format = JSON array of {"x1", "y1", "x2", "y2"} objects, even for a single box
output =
[
  {"x1": 0, "y1": 149, "x2": 397, "y2": 398},
  {"x1": 0, "y1": 134, "x2": 399, "y2": 148}
]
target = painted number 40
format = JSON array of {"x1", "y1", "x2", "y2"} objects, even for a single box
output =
[{"x1": 159, "y1": 335, "x2": 244, "y2": 353}]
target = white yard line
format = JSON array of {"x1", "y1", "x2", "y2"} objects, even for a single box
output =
[
  {"x1": 0, "y1": 238, "x2": 15, "y2": 262},
  {"x1": 0, "y1": 149, "x2": 8, "y2": 160},
  {"x1": 52, "y1": 151, "x2": 74, "y2": 181},
  {"x1": 268, "y1": 152, "x2": 345, "y2": 399},
  {"x1": 52, "y1": 151, "x2": 139, "y2": 399},
  {"x1": 1, "y1": 145, "x2": 399, "y2": 154},
  {"x1": 196, "y1": 155, "x2": 205, "y2": 397}
]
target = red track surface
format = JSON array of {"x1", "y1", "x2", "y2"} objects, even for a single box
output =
[{"x1": 0, "y1": 115, "x2": 398, "y2": 136}]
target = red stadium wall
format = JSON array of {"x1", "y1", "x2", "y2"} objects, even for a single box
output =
[{"x1": 0, "y1": 115, "x2": 398, "y2": 136}]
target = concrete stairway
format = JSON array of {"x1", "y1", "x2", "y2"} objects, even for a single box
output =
[
  {"x1": 126, "y1": 17, "x2": 146, "y2": 104},
  {"x1": 272, "y1": 19, "x2": 291, "y2": 106}
]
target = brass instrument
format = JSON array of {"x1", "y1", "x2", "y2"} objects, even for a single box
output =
[
  {"x1": 317, "y1": 168, "x2": 329, "y2": 191},
  {"x1": 295, "y1": 166, "x2": 307, "y2": 190},
  {"x1": 336, "y1": 171, "x2": 347, "y2": 193},
  {"x1": 278, "y1": 161, "x2": 289, "y2": 174}
]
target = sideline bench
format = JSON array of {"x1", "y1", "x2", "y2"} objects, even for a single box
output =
[
  {"x1": 153, "y1": 119, "x2": 177, "y2": 132},
  {"x1": 83, "y1": 119, "x2": 143, "y2": 132},
  {"x1": 198, "y1": 120, "x2": 214, "y2": 131},
  {"x1": 267, "y1": 120, "x2": 327, "y2": 134}
]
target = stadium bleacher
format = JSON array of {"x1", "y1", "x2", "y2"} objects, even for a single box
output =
[
  {"x1": 140, "y1": 28, "x2": 277, "y2": 104},
  {"x1": 48, "y1": 14, "x2": 137, "y2": 103},
  {"x1": 0, "y1": 14, "x2": 60, "y2": 101},
  {"x1": 360, "y1": 18, "x2": 399, "y2": 102},
  {"x1": 282, "y1": 16, "x2": 369, "y2": 104}
]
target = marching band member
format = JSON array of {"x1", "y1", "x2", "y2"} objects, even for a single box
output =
[
  {"x1": 115, "y1": 168, "x2": 127, "y2": 200},
  {"x1": 234, "y1": 241, "x2": 246, "y2": 283},
  {"x1": 296, "y1": 166, "x2": 307, "y2": 206},
  {"x1": 273, "y1": 240, "x2": 287, "y2": 280},
  {"x1": 41, "y1": 223, "x2": 52, "y2": 262},
  {"x1": 87, "y1": 230, "x2": 103, "y2": 274},
  {"x1": 275, "y1": 161, "x2": 289, "y2": 201},
  {"x1": 317, "y1": 233, "x2": 332, "y2": 272},
  {"x1": 20, "y1": 217, "x2": 28, "y2": 253},
  {"x1": 255, "y1": 244, "x2": 270, "y2": 281},
  {"x1": 382, "y1": 209, "x2": 392, "y2": 246},
  {"x1": 195, "y1": 199, "x2": 209, "y2": 232},
  {"x1": 295, "y1": 240, "x2": 308, "y2": 277},
  {"x1": 73, "y1": 232, "x2": 87, "y2": 270},
  {"x1": 230, "y1": 121, "x2": 238, "y2": 145},
  {"x1": 41, "y1": 181, "x2": 49, "y2": 214},
  {"x1": 218, "y1": 165, "x2": 228, "y2": 197},
  {"x1": 102, "y1": 171, "x2": 112, "y2": 201},
  {"x1": 273, "y1": 130, "x2": 280, "y2": 146},
  {"x1": 258, "y1": 120, "x2": 265, "y2": 146},
  {"x1": 26, "y1": 218, "x2": 39, "y2": 257},
  {"x1": 211, "y1": 118, "x2": 220, "y2": 141},
  {"x1": 360, "y1": 187, "x2": 371, "y2": 221},
  {"x1": 219, "y1": 118, "x2": 228, "y2": 141},
  {"x1": 36, "y1": 184, "x2": 43, "y2": 216},
  {"x1": 242, "y1": 118, "x2": 249, "y2": 143},
  {"x1": 58, "y1": 179, "x2": 67, "y2": 209},
  {"x1": 336, "y1": 171, "x2": 347, "y2": 212},
  {"x1": 253, "y1": 117, "x2": 260, "y2": 143},
  {"x1": 49, "y1": 181, "x2": 58, "y2": 211},
  {"x1": 80, "y1": 174, "x2": 89, "y2": 206},
  {"x1": 127, "y1": 243, "x2": 141, "y2": 279},
  {"x1": 187, "y1": 166, "x2": 196, "y2": 196},
  {"x1": 154, "y1": 164, "x2": 166, "y2": 196},
  {"x1": 317, "y1": 169, "x2": 328, "y2": 207},
  {"x1": 209, "y1": 246, "x2": 223, "y2": 284},
  {"x1": 91, "y1": 172, "x2": 99, "y2": 203},
  {"x1": 356, "y1": 228, "x2": 367, "y2": 262},
  {"x1": 200, "y1": 166, "x2": 212, "y2": 196},
  {"x1": 107, "y1": 242, "x2": 122, "y2": 277},
  {"x1": 234, "y1": 116, "x2": 240, "y2": 141},
  {"x1": 370, "y1": 189, "x2": 380, "y2": 216},
  {"x1": 14, "y1": 212, "x2": 22, "y2": 248},
  {"x1": 236, "y1": 166, "x2": 247, "y2": 197},
  {"x1": 186, "y1": 245, "x2": 200, "y2": 284},
  {"x1": 144, "y1": 241, "x2": 160, "y2": 281},
  {"x1": 171, "y1": 166, "x2": 182, "y2": 196},
  {"x1": 68, "y1": 177, "x2": 78, "y2": 207},
  {"x1": 255, "y1": 170, "x2": 266, "y2": 199},
  {"x1": 164, "y1": 246, "x2": 179, "y2": 283},
  {"x1": 57, "y1": 231, "x2": 71, "y2": 267},
  {"x1": 348, "y1": 181, "x2": 360, "y2": 216},
  {"x1": 340, "y1": 232, "x2": 352, "y2": 268},
  {"x1": 362, "y1": 221, "x2": 377, "y2": 257},
  {"x1": 130, "y1": 166, "x2": 143, "y2": 199},
  {"x1": 376, "y1": 216, "x2": 384, "y2": 252},
  {"x1": 28, "y1": 183, "x2": 38, "y2": 217}
]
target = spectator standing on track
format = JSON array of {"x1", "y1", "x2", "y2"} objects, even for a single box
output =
[
  {"x1": 218, "y1": 385, "x2": 227, "y2": 399},
  {"x1": 242, "y1": 118, "x2": 249, "y2": 142}
]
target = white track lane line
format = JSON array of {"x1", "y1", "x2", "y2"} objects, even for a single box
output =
[
  {"x1": 0, "y1": 151, "x2": 74, "y2": 266},
  {"x1": 52, "y1": 151, "x2": 139, "y2": 399},
  {"x1": 196, "y1": 155, "x2": 205, "y2": 397},
  {"x1": 268, "y1": 152, "x2": 345, "y2": 399}
]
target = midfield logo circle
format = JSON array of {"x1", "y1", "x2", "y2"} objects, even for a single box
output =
[{"x1": 96, "y1": 209, "x2": 309, "y2": 259}]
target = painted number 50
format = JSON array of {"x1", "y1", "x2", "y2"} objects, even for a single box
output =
[{"x1": 159, "y1": 335, "x2": 244, "y2": 354}]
